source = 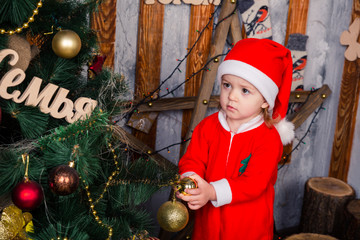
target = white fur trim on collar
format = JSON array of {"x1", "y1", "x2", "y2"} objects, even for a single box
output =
[
  {"x1": 275, "y1": 118, "x2": 295, "y2": 145},
  {"x1": 218, "y1": 111, "x2": 264, "y2": 134}
]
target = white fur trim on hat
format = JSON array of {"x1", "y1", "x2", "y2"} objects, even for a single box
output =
[
  {"x1": 274, "y1": 118, "x2": 295, "y2": 145},
  {"x1": 217, "y1": 60, "x2": 279, "y2": 110}
]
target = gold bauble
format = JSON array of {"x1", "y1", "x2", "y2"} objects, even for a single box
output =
[
  {"x1": 157, "y1": 200, "x2": 189, "y2": 232},
  {"x1": 0, "y1": 204, "x2": 33, "y2": 240},
  {"x1": 52, "y1": 30, "x2": 81, "y2": 59},
  {"x1": 178, "y1": 177, "x2": 198, "y2": 195}
]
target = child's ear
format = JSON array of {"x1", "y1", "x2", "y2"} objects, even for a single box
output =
[{"x1": 261, "y1": 102, "x2": 269, "y2": 109}]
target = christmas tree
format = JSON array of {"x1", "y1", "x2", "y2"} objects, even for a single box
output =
[{"x1": 0, "y1": 0, "x2": 177, "y2": 239}]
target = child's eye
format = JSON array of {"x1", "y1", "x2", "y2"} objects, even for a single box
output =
[
  {"x1": 223, "y1": 82, "x2": 231, "y2": 88},
  {"x1": 242, "y1": 88, "x2": 250, "y2": 94}
]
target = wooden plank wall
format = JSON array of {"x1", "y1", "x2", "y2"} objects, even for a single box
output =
[
  {"x1": 180, "y1": 5, "x2": 214, "y2": 155},
  {"x1": 329, "y1": 0, "x2": 360, "y2": 182}
]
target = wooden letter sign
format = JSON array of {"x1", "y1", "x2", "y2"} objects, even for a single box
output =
[{"x1": 0, "y1": 49, "x2": 97, "y2": 124}]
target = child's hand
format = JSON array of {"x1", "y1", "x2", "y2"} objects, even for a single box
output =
[{"x1": 177, "y1": 174, "x2": 216, "y2": 210}]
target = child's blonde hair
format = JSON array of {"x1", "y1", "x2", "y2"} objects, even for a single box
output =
[{"x1": 262, "y1": 107, "x2": 281, "y2": 128}]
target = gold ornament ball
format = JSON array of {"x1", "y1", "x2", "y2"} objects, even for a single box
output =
[
  {"x1": 157, "y1": 200, "x2": 189, "y2": 232},
  {"x1": 52, "y1": 30, "x2": 82, "y2": 59},
  {"x1": 179, "y1": 177, "x2": 198, "y2": 196}
]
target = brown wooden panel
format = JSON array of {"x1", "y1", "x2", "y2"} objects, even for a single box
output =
[
  {"x1": 91, "y1": 0, "x2": 116, "y2": 68},
  {"x1": 134, "y1": 1, "x2": 165, "y2": 149},
  {"x1": 285, "y1": 0, "x2": 310, "y2": 45},
  {"x1": 329, "y1": 2, "x2": 360, "y2": 182},
  {"x1": 180, "y1": 4, "x2": 214, "y2": 153}
]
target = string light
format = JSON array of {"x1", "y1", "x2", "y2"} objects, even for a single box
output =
[
  {"x1": 150, "y1": 138, "x2": 191, "y2": 155},
  {"x1": 279, "y1": 101, "x2": 325, "y2": 170},
  {"x1": 0, "y1": 0, "x2": 43, "y2": 35},
  {"x1": 120, "y1": 2, "x2": 238, "y2": 123}
]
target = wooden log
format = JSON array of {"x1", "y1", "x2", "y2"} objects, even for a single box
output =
[
  {"x1": 343, "y1": 199, "x2": 360, "y2": 240},
  {"x1": 300, "y1": 177, "x2": 355, "y2": 238},
  {"x1": 285, "y1": 233, "x2": 338, "y2": 240}
]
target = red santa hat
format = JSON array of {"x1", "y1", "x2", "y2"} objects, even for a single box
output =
[{"x1": 217, "y1": 38, "x2": 294, "y2": 145}]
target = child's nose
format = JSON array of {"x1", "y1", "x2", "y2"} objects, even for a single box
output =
[{"x1": 228, "y1": 90, "x2": 238, "y2": 101}]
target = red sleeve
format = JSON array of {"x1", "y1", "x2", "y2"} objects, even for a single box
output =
[
  {"x1": 228, "y1": 132, "x2": 282, "y2": 203},
  {"x1": 178, "y1": 121, "x2": 209, "y2": 179}
]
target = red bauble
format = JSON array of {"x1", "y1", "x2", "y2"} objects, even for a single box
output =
[
  {"x1": 48, "y1": 165, "x2": 79, "y2": 196},
  {"x1": 89, "y1": 55, "x2": 106, "y2": 75},
  {"x1": 12, "y1": 179, "x2": 44, "y2": 211}
]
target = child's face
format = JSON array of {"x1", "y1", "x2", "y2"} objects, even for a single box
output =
[{"x1": 220, "y1": 74, "x2": 269, "y2": 126}]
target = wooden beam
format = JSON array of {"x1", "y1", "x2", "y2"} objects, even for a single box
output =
[
  {"x1": 288, "y1": 85, "x2": 331, "y2": 129},
  {"x1": 91, "y1": 0, "x2": 117, "y2": 68},
  {"x1": 136, "y1": 90, "x2": 320, "y2": 112},
  {"x1": 229, "y1": 11, "x2": 242, "y2": 44},
  {"x1": 182, "y1": 0, "x2": 237, "y2": 154},
  {"x1": 329, "y1": 1, "x2": 360, "y2": 182},
  {"x1": 180, "y1": 4, "x2": 214, "y2": 155},
  {"x1": 133, "y1": 1, "x2": 164, "y2": 149}
]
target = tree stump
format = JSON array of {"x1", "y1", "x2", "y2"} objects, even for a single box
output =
[
  {"x1": 344, "y1": 199, "x2": 360, "y2": 240},
  {"x1": 300, "y1": 177, "x2": 355, "y2": 238},
  {"x1": 285, "y1": 233, "x2": 338, "y2": 240}
]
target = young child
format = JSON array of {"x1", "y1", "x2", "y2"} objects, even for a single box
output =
[{"x1": 177, "y1": 38, "x2": 294, "y2": 240}]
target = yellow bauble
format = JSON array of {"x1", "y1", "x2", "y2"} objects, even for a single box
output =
[
  {"x1": 157, "y1": 200, "x2": 189, "y2": 232},
  {"x1": 179, "y1": 177, "x2": 198, "y2": 195},
  {"x1": 52, "y1": 30, "x2": 81, "y2": 59}
]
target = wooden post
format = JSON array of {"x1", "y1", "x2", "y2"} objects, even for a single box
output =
[
  {"x1": 229, "y1": 11, "x2": 242, "y2": 44},
  {"x1": 133, "y1": 1, "x2": 165, "y2": 149},
  {"x1": 283, "y1": 0, "x2": 310, "y2": 162},
  {"x1": 329, "y1": 1, "x2": 360, "y2": 181},
  {"x1": 285, "y1": 0, "x2": 310, "y2": 45},
  {"x1": 180, "y1": 4, "x2": 214, "y2": 156},
  {"x1": 91, "y1": 0, "x2": 117, "y2": 68},
  {"x1": 300, "y1": 177, "x2": 355, "y2": 238}
]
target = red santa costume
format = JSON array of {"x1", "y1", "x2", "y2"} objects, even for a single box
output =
[{"x1": 178, "y1": 38, "x2": 294, "y2": 240}]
